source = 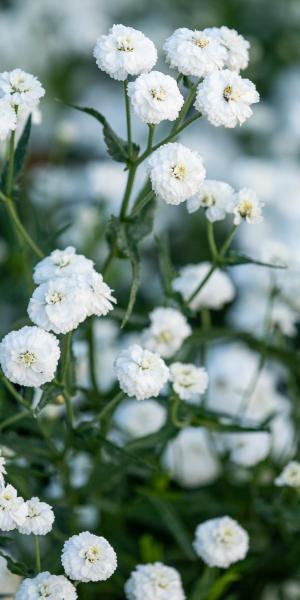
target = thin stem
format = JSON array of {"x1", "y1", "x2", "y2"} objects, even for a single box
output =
[
  {"x1": 6, "y1": 130, "x2": 15, "y2": 198},
  {"x1": 35, "y1": 536, "x2": 41, "y2": 573},
  {"x1": 61, "y1": 332, "x2": 74, "y2": 429},
  {"x1": 0, "y1": 410, "x2": 29, "y2": 432},
  {"x1": 87, "y1": 319, "x2": 100, "y2": 393},
  {"x1": 120, "y1": 163, "x2": 137, "y2": 220},
  {"x1": 219, "y1": 225, "x2": 237, "y2": 258},
  {"x1": 124, "y1": 79, "x2": 132, "y2": 158},
  {"x1": 0, "y1": 370, "x2": 31, "y2": 409},
  {"x1": 102, "y1": 244, "x2": 117, "y2": 278},
  {"x1": 146, "y1": 125, "x2": 155, "y2": 152},
  {"x1": 94, "y1": 391, "x2": 123, "y2": 422},
  {"x1": 170, "y1": 80, "x2": 199, "y2": 133},
  {"x1": 171, "y1": 395, "x2": 189, "y2": 428},
  {"x1": 3, "y1": 196, "x2": 44, "y2": 259},
  {"x1": 207, "y1": 221, "x2": 218, "y2": 263},
  {"x1": 187, "y1": 264, "x2": 216, "y2": 305}
]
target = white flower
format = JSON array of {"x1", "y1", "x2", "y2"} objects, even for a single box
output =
[
  {"x1": 173, "y1": 262, "x2": 235, "y2": 311},
  {"x1": 93, "y1": 24, "x2": 157, "y2": 81},
  {"x1": 33, "y1": 247, "x2": 94, "y2": 285},
  {"x1": 18, "y1": 497, "x2": 54, "y2": 535},
  {"x1": 128, "y1": 71, "x2": 184, "y2": 124},
  {"x1": 0, "y1": 326, "x2": 60, "y2": 387},
  {"x1": 16, "y1": 572, "x2": 77, "y2": 600},
  {"x1": 142, "y1": 307, "x2": 191, "y2": 358},
  {"x1": 193, "y1": 516, "x2": 249, "y2": 568},
  {"x1": 147, "y1": 143, "x2": 205, "y2": 206},
  {"x1": 28, "y1": 277, "x2": 89, "y2": 334},
  {"x1": 114, "y1": 345, "x2": 169, "y2": 400},
  {"x1": 162, "y1": 427, "x2": 219, "y2": 488},
  {"x1": 231, "y1": 188, "x2": 264, "y2": 225},
  {"x1": 80, "y1": 271, "x2": 116, "y2": 317},
  {"x1": 219, "y1": 432, "x2": 271, "y2": 467},
  {"x1": 114, "y1": 399, "x2": 167, "y2": 439},
  {"x1": 187, "y1": 179, "x2": 235, "y2": 222},
  {"x1": 195, "y1": 69, "x2": 259, "y2": 128},
  {"x1": 170, "y1": 362, "x2": 208, "y2": 404},
  {"x1": 0, "y1": 69, "x2": 45, "y2": 110},
  {"x1": 125, "y1": 562, "x2": 185, "y2": 600},
  {"x1": 163, "y1": 28, "x2": 226, "y2": 77},
  {"x1": 275, "y1": 461, "x2": 300, "y2": 488},
  {"x1": 61, "y1": 531, "x2": 117, "y2": 582},
  {"x1": 0, "y1": 96, "x2": 17, "y2": 140},
  {"x1": 0, "y1": 452, "x2": 7, "y2": 488},
  {"x1": 0, "y1": 484, "x2": 27, "y2": 531},
  {"x1": 207, "y1": 27, "x2": 250, "y2": 72}
]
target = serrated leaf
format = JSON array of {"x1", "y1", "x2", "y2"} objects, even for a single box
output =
[
  {"x1": 0, "y1": 116, "x2": 32, "y2": 192},
  {"x1": 70, "y1": 104, "x2": 139, "y2": 162},
  {"x1": 222, "y1": 251, "x2": 287, "y2": 269},
  {"x1": 0, "y1": 551, "x2": 30, "y2": 577}
]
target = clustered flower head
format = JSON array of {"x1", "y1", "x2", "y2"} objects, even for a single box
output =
[
  {"x1": 0, "y1": 484, "x2": 28, "y2": 531},
  {"x1": 275, "y1": 461, "x2": 300, "y2": 488},
  {"x1": 232, "y1": 187, "x2": 264, "y2": 225},
  {"x1": 93, "y1": 24, "x2": 157, "y2": 81},
  {"x1": 18, "y1": 497, "x2": 54, "y2": 535},
  {"x1": 173, "y1": 262, "x2": 235, "y2": 311},
  {"x1": 61, "y1": 531, "x2": 117, "y2": 582},
  {"x1": 0, "y1": 68, "x2": 44, "y2": 140},
  {"x1": 114, "y1": 344, "x2": 169, "y2": 400},
  {"x1": 147, "y1": 143, "x2": 206, "y2": 206},
  {"x1": 193, "y1": 516, "x2": 249, "y2": 568},
  {"x1": 16, "y1": 572, "x2": 78, "y2": 600},
  {"x1": 170, "y1": 362, "x2": 209, "y2": 404},
  {"x1": 207, "y1": 26, "x2": 250, "y2": 71},
  {"x1": 163, "y1": 28, "x2": 227, "y2": 77},
  {"x1": 187, "y1": 180, "x2": 235, "y2": 223},
  {"x1": 125, "y1": 562, "x2": 185, "y2": 600},
  {"x1": 128, "y1": 71, "x2": 184, "y2": 124},
  {"x1": 142, "y1": 307, "x2": 191, "y2": 358}
]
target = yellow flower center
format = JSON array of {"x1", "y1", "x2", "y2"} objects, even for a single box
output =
[
  {"x1": 48, "y1": 291, "x2": 64, "y2": 304},
  {"x1": 151, "y1": 87, "x2": 167, "y2": 101},
  {"x1": 85, "y1": 546, "x2": 101, "y2": 563},
  {"x1": 237, "y1": 200, "x2": 254, "y2": 219},
  {"x1": 193, "y1": 37, "x2": 209, "y2": 48},
  {"x1": 19, "y1": 351, "x2": 37, "y2": 367},
  {"x1": 117, "y1": 37, "x2": 134, "y2": 52},
  {"x1": 171, "y1": 163, "x2": 186, "y2": 180}
]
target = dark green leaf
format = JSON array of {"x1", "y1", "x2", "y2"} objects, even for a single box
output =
[
  {"x1": 35, "y1": 382, "x2": 64, "y2": 414},
  {"x1": 148, "y1": 496, "x2": 196, "y2": 560},
  {"x1": 0, "y1": 551, "x2": 30, "y2": 577},
  {"x1": 222, "y1": 251, "x2": 287, "y2": 269},
  {"x1": 0, "y1": 116, "x2": 32, "y2": 191}
]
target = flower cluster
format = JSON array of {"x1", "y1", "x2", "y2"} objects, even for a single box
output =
[{"x1": 0, "y1": 68, "x2": 44, "y2": 140}]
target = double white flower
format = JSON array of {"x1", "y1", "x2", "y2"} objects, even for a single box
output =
[
  {"x1": 0, "y1": 68, "x2": 44, "y2": 141},
  {"x1": 193, "y1": 516, "x2": 249, "y2": 568},
  {"x1": 16, "y1": 572, "x2": 77, "y2": 600},
  {"x1": 125, "y1": 562, "x2": 185, "y2": 599},
  {"x1": 61, "y1": 531, "x2": 117, "y2": 582},
  {"x1": 114, "y1": 345, "x2": 169, "y2": 400},
  {"x1": 142, "y1": 307, "x2": 191, "y2": 358},
  {"x1": 128, "y1": 71, "x2": 184, "y2": 124}
]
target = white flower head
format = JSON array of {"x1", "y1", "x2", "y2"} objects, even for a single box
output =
[
  {"x1": 162, "y1": 427, "x2": 219, "y2": 488},
  {"x1": 28, "y1": 277, "x2": 89, "y2": 334},
  {"x1": 125, "y1": 562, "x2": 185, "y2": 600},
  {"x1": 232, "y1": 188, "x2": 264, "y2": 225},
  {"x1": 163, "y1": 28, "x2": 226, "y2": 77},
  {"x1": 0, "y1": 326, "x2": 60, "y2": 387},
  {"x1": 275, "y1": 461, "x2": 300, "y2": 488},
  {"x1": 207, "y1": 27, "x2": 250, "y2": 72},
  {"x1": 0, "y1": 96, "x2": 17, "y2": 141},
  {"x1": 0, "y1": 484, "x2": 28, "y2": 531},
  {"x1": 18, "y1": 497, "x2": 54, "y2": 535},
  {"x1": 128, "y1": 71, "x2": 184, "y2": 125},
  {"x1": 0, "y1": 452, "x2": 7, "y2": 488},
  {"x1": 16, "y1": 572, "x2": 77, "y2": 600},
  {"x1": 79, "y1": 271, "x2": 117, "y2": 317},
  {"x1": 170, "y1": 362, "x2": 208, "y2": 404},
  {"x1": 173, "y1": 262, "x2": 235, "y2": 311},
  {"x1": 219, "y1": 432, "x2": 271, "y2": 467},
  {"x1": 114, "y1": 399, "x2": 167, "y2": 440},
  {"x1": 187, "y1": 180, "x2": 235, "y2": 222},
  {"x1": 147, "y1": 143, "x2": 205, "y2": 206},
  {"x1": 195, "y1": 69, "x2": 259, "y2": 128},
  {"x1": 193, "y1": 516, "x2": 249, "y2": 568},
  {"x1": 33, "y1": 247, "x2": 94, "y2": 285},
  {"x1": 114, "y1": 345, "x2": 169, "y2": 400},
  {"x1": 0, "y1": 69, "x2": 45, "y2": 110},
  {"x1": 143, "y1": 307, "x2": 191, "y2": 358},
  {"x1": 93, "y1": 24, "x2": 157, "y2": 81},
  {"x1": 61, "y1": 531, "x2": 117, "y2": 582}
]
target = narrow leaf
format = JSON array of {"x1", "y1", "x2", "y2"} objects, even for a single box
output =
[
  {"x1": 222, "y1": 251, "x2": 286, "y2": 269},
  {"x1": 0, "y1": 116, "x2": 32, "y2": 191},
  {"x1": 149, "y1": 496, "x2": 196, "y2": 560}
]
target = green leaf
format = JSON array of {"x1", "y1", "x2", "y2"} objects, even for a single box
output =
[
  {"x1": 35, "y1": 382, "x2": 64, "y2": 414},
  {"x1": 0, "y1": 551, "x2": 30, "y2": 577},
  {"x1": 148, "y1": 496, "x2": 196, "y2": 560},
  {"x1": 70, "y1": 104, "x2": 139, "y2": 162},
  {"x1": 0, "y1": 116, "x2": 32, "y2": 191},
  {"x1": 222, "y1": 251, "x2": 287, "y2": 269}
]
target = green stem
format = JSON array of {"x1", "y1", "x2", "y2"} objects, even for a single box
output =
[
  {"x1": 3, "y1": 195, "x2": 44, "y2": 259},
  {"x1": 87, "y1": 319, "x2": 99, "y2": 393},
  {"x1": 94, "y1": 391, "x2": 123, "y2": 422},
  {"x1": 171, "y1": 80, "x2": 199, "y2": 133},
  {"x1": 129, "y1": 189, "x2": 154, "y2": 219},
  {"x1": 219, "y1": 225, "x2": 237, "y2": 258},
  {"x1": 0, "y1": 370, "x2": 31, "y2": 409},
  {"x1": 61, "y1": 332, "x2": 74, "y2": 428},
  {"x1": 187, "y1": 264, "x2": 216, "y2": 305},
  {"x1": 6, "y1": 130, "x2": 15, "y2": 198},
  {"x1": 35, "y1": 536, "x2": 41, "y2": 573},
  {"x1": 146, "y1": 125, "x2": 155, "y2": 152},
  {"x1": 0, "y1": 410, "x2": 29, "y2": 432},
  {"x1": 124, "y1": 79, "x2": 132, "y2": 158},
  {"x1": 171, "y1": 395, "x2": 189, "y2": 428},
  {"x1": 120, "y1": 163, "x2": 137, "y2": 220},
  {"x1": 207, "y1": 221, "x2": 218, "y2": 263}
]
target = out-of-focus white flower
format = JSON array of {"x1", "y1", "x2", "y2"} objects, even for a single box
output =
[
  {"x1": 206, "y1": 27, "x2": 250, "y2": 72},
  {"x1": 80, "y1": 271, "x2": 116, "y2": 317},
  {"x1": 128, "y1": 71, "x2": 184, "y2": 125},
  {"x1": 195, "y1": 69, "x2": 259, "y2": 128},
  {"x1": 0, "y1": 96, "x2": 17, "y2": 140},
  {"x1": 114, "y1": 399, "x2": 167, "y2": 440},
  {"x1": 93, "y1": 24, "x2": 157, "y2": 81},
  {"x1": 162, "y1": 427, "x2": 219, "y2": 488},
  {"x1": 16, "y1": 572, "x2": 77, "y2": 599},
  {"x1": 28, "y1": 277, "x2": 88, "y2": 334},
  {"x1": 125, "y1": 562, "x2": 185, "y2": 600},
  {"x1": 170, "y1": 362, "x2": 208, "y2": 404},
  {"x1": 173, "y1": 262, "x2": 235, "y2": 311},
  {"x1": 61, "y1": 531, "x2": 117, "y2": 582},
  {"x1": 142, "y1": 307, "x2": 191, "y2": 358},
  {"x1": 0, "y1": 68, "x2": 44, "y2": 110},
  {"x1": 0, "y1": 452, "x2": 7, "y2": 488},
  {"x1": 0, "y1": 484, "x2": 27, "y2": 531},
  {"x1": 193, "y1": 516, "x2": 249, "y2": 568},
  {"x1": 18, "y1": 497, "x2": 54, "y2": 535},
  {"x1": 0, "y1": 326, "x2": 60, "y2": 387},
  {"x1": 163, "y1": 28, "x2": 226, "y2": 77},
  {"x1": 33, "y1": 247, "x2": 94, "y2": 285},
  {"x1": 187, "y1": 179, "x2": 235, "y2": 222},
  {"x1": 271, "y1": 302, "x2": 298, "y2": 337},
  {"x1": 261, "y1": 240, "x2": 290, "y2": 268},
  {"x1": 147, "y1": 143, "x2": 205, "y2": 206},
  {"x1": 275, "y1": 461, "x2": 300, "y2": 488},
  {"x1": 114, "y1": 345, "x2": 169, "y2": 400},
  {"x1": 219, "y1": 432, "x2": 271, "y2": 467},
  {"x1": 232, "y1": 188, "x2": 264, "y2": 225},
  {"x1": 0, "y1": 556, "x2": 21, "y2": 596}
]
